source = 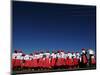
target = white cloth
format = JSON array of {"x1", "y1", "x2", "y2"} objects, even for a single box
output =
[
  {"x1": 61, "y1": 53, "x2": 65, "y2": 58},
  {"x1": 56, "y1": 53, "x2": 61, "y2": 58},
  {"x1": 54, "y1": 54, "x2": 56, "y2": 58},
  {"x1": 91, "y1": 56, "x2": 95, "y2": 58},
  {"x1": 88, "y1": 49, "x2": 94, "y2": 55},
  {"x1": 80, "y1": 57, "x2": 82, "y2": 62},
  {"x1": 45, "y1": 53, "x2": 50, "y2": 58},
  {"x1": 72, "y1": 53, "x2": 76, "y2": 58},
  {"x1": 67, "y1": 53, "x2": 70, "y2": 57},
  {"x1": 29, "y1": 55, "x2": 34, "y2": 60},
  {"x1": 51, "y1": 53, "x2": 55, "y2": 58},
  {"x1": 17, "y1": 53, "x2": 22, "y2": 56},
  {"x1": 64, "y1": 53, "x2": 68, "y2": 59},
  {"x1": 76, "y1": 53, "x2": 80, "y2": 59},
  {"x1": 20, "y1": 56, "x2": 24, "y2": 60},
  {"x1": 39, "y1": 53, "x2": 43, "y2": 58},
  {"x1": 16, "y1": 55, "x2": 21, "y2": 59},
  {"x1": 82, "y1": 50, "x2": 86, "y2": 54},
  {"x1": 60, "y1": 52, "x2": 64, "y2": 55},
  {"x1": 33, "y1": 55, "x2": 37, "y2": 59},
  {"x1": 68, "y1": 53, "x2": 72, "y2": 59},
  {"x1": 24, "y1": 55, "x2": 30, "y2": 60},
  {"x1": 35, "y1": 54, "x2": 40, "y2": 59},
  {"x1": 12, "y1": 53, "x2": 17, "y2": 59}
]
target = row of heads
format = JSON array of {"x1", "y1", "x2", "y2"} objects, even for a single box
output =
[{"x1": 13, "y1": 48, "x2": 92, "y2": 56}]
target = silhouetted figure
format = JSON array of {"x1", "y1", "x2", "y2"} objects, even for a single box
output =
[
  {"x1": 80, "y1": 48, "x2": 88, "y2": 68},
  {"x1": 88, "y1": 49, "x2": 96, "y2": 67}
]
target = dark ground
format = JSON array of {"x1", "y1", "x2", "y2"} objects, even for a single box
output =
[{"x1": 12, "y1": 66, "x2": 96, "y2": 75}]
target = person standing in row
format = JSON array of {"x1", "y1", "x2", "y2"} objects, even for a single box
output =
[
  {"x1": 67, "y1": 51, "x2": 73, "y2": 69},
  {"x1": 23, "y1": 54, "x2": 29, "y2": 69},
  {"x1": 60, "y1": 50, "x2": 66, "y2": 69},
  {"x1": 51, "y1": 50, "x2": 56, "y2": 69},
  {"x1": 44, "y1": 50, "x2": 51, "y2": 69},
  {"x1": 12, "y1": 50, "x2": 18, "y2": 70},
  {"x1": 56, "y1": 50, "x2": 62, "y2": 69},
  {"x1": 76, "y1": 52, "x2": 80, "y2": 68},
  {"x1": 88, "y1": 49, "x2": 96, "y2": 67},
  {"x1": 12, "y1": 48, "x2": 96, "y2": 71},
  {"x1": 80, "y1": 48, "x2": 88, "y2": 68},
  {"x1": 20, "y1": 53, "x2": 25, "y2": 70},
  {"x1": 72, "y1": 52, "x2": 77, "y2": 69},
  {"x1": 38, "y1": 51, "x2": 44, "y2": 70}
]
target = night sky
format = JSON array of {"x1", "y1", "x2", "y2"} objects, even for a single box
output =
[{"x1": 12, "y1": 1, "x2": 96, "y2": 54}]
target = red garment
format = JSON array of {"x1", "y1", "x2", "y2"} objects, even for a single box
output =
[
  {"x1": 73, "y1": 58, "x2": 78, "y2": 66},
  {"x1": 66, "y1": 57, "x2": 74, "y2": 67},
  {"x1": 68, "y1": 58, "x2": 73, "y2": 66},
  {"x1": 20, "y1": 60, "x2": 25, "y2": 68},
  {"x1": 15, "y1": 59, "x2": 21, "y2": 67},
  {"x1": 24, "y1": 60, "x2": 28, "y2": 67},
  {"x1": 83, "y1": 55, "x2": 88, "y2": 64},
  {"x1": 42, "y1": 58, "x2": 46, "y2": 68},
  {"x1": 91, "y1": 58, "x2": 96, "y2": 65},
  {"x1": 56, "y1": 58, "x2": 61, "y2": 66},
  {"x1": 38, "y1": 58, "x2": 43, "y2": 67},
  {"x1": 29, "y1": 60, "x2": 33, "y2": 68},
  {"x1": 45, "y1": 58, "x2": 51, "y2": 68},
  {"x1": 24, "y1": 60, "x2": 31, "y2": 68},
  {"x1": 32, "y1": 59, "x2": 38, "y2": 68},
  {"x1": 12, "y1": 59, "x2": 16, "y2": 68},
  {"x1": 66, "y1": 57, "x2": 69, "y2": 66},
  {"x1": 51, "y1": 58, "x2": 56, "y2": 67},
  {"x1": 61, "y1": 58, "x2": 65, "y2": 66}
]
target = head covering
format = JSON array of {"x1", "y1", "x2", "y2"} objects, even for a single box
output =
[
  {"x1": 57, "y1": 50, "x2": 60, "y2": 53},
  {"x1": 22, "y1": 53, "x2": 25, "y2": 56},
  {"x1": 46, "y1": 50, "x2": 49, "y2": 53},
  {"x1": 40, "y1": 50, "x2": 43, "y2": 53},
  {"x1": 82, "y1": 48, "x2": 85, "y2": 50},
  {"x1": 61, "y1": 50, "x2": 64, "y2": 52},
  {"x1": 68, "y1": 51, "x2": 70, "y2": 53},
  {"x1": 82, "y1": 48, "x2": 86, "y2": 54},
  {"x1": 88, "y1": 48, "x2": 94, "y2": 55},
  {"x1": 14, "y1": 50, "x2": 17, "y2": 53},
  {"x1": 72, "y1": 52, "x2": 74, "y2": 54},
  {"x1": 76, "y1": 52, "x2": 79, "y2": 54},
  {"x1": 88, "y1": 48, "x2": 93, "y2": 51},
  {"x1": 19, "y1": 50, "x2": 22, "y2": 53},
  {"x1": 17, "y1": 49, "x2": 22, "y2": 53}
]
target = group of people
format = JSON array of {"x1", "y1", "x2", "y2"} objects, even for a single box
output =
[{"x1": 12, "y1": 48, "x2": 96, "y2": 71}]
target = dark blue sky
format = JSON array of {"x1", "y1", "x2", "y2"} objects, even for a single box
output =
[{"x1": 12, "y1": 1, "x2": 96, "y2": 53}]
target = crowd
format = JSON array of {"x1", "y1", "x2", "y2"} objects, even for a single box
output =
[{"x1": 12, "y1": 48, "x2": 96, "y2": 71}]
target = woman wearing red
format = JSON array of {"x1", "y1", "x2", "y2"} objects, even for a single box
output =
[
  {"x1": 12, "y1": 50, "x2": 17, "y2": 70},
  {"x1": 14, "y1": 50, "x2": 22, "y2": 70},
  {"x1": 76, "y1": 52, "x2": 80, "y2": 68},
  {"x1": 60, "y1": 50, "x2": 66, "y2": 69},
  {"x1": 51, "y1": 51, "x2": 56, "y2": 69},
  {"x1": 67, "y1": 51, "x2": 73, "y2": 69},
  {"x1": 23, "y1": 54, "x2": 30, "y2": 69},
  {"x1": 72, "y1": 52, "x2": 78, "y2": 69},
  {"x1": 32, "y1": 52, "x2": 38, "y2": 70},
  {"x1": 44, "y1": 50, "x2": 51, "y2": 69},
  {"x1": 80, "y1": 48, "x2": 88, "y2": 68},
  {"x1": 88, "y1": 49, "x2": 96, "y2": 67},
  {"x1": 38, "y1": 51, "x2": 44, "y2": 70}
]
